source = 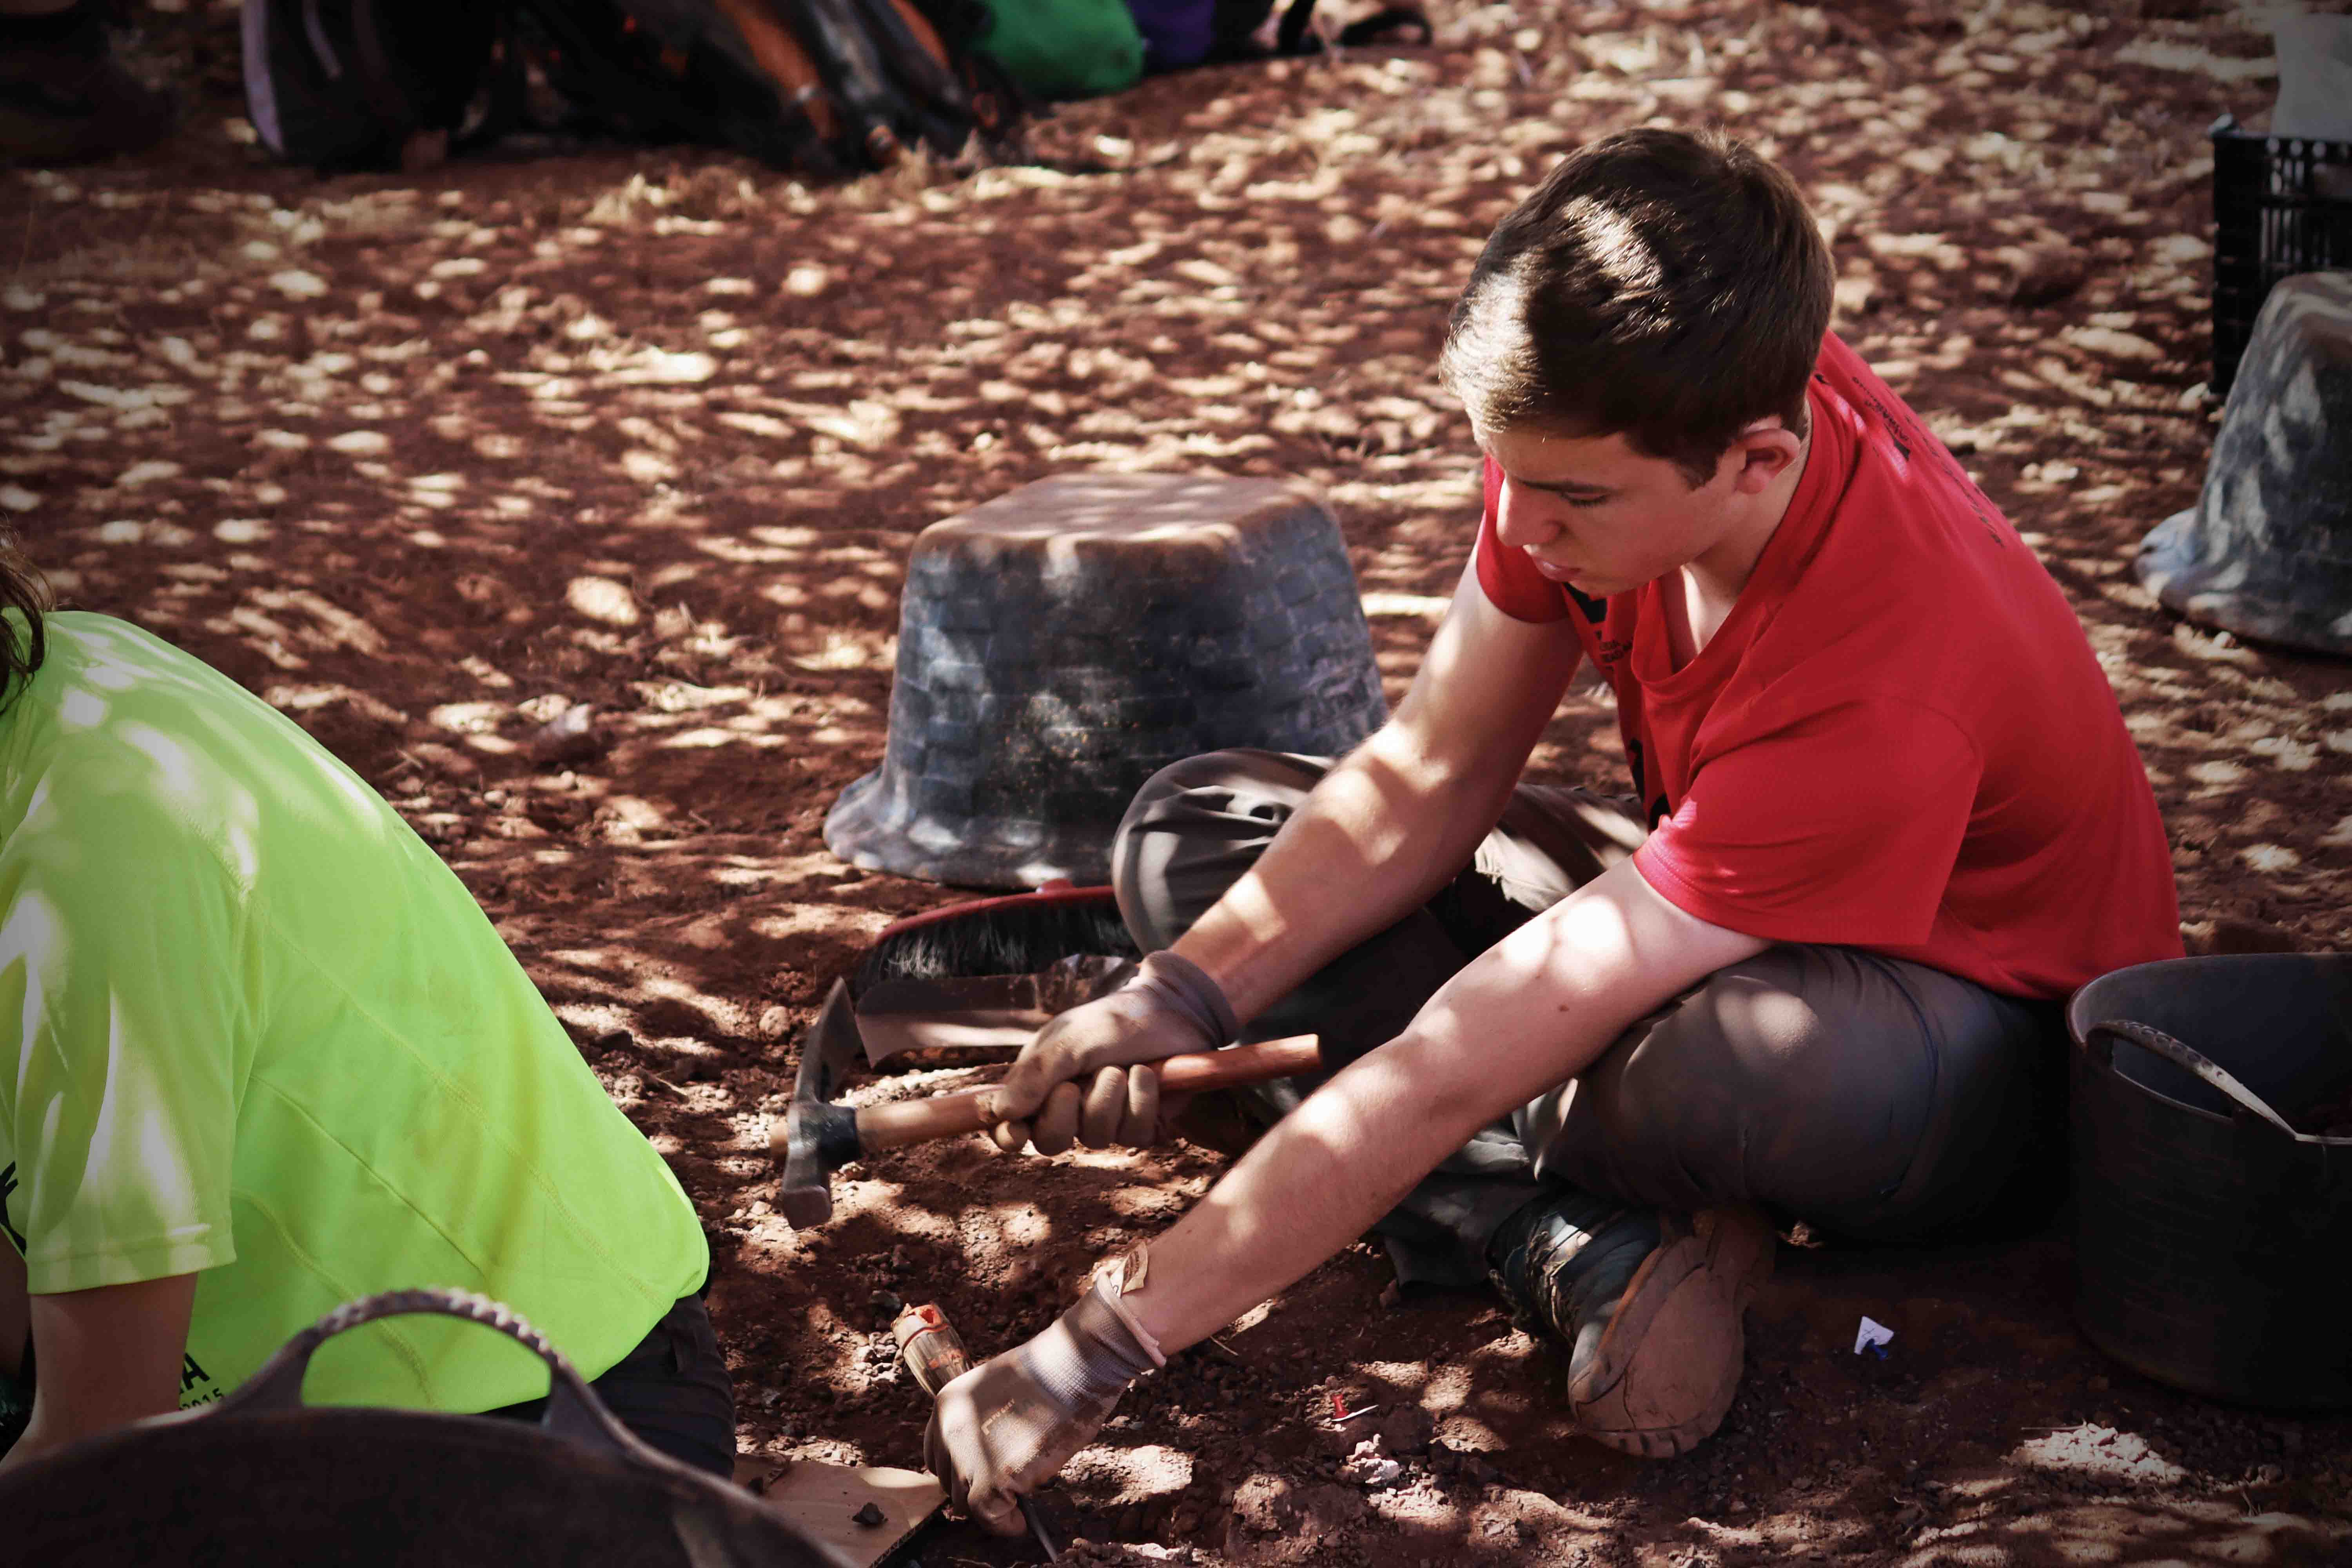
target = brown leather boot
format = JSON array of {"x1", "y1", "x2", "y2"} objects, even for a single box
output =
[
  {"x1": 1562, "y1": 1206, "x2": 1775, "y2": 1457},
  {"x1": 1490, "y1": 1193, "x2": 1775, "y2": 1458}
]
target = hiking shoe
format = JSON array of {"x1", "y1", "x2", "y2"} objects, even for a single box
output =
[
  {"x1": 1489, "y1": 1193, "x2": 1773, "y2": 1458},
  {"x1": 0, "y1": 4, "x2": 172, "y2": 167}
]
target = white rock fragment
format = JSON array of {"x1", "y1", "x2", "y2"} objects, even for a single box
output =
[
  {"x1": 1339, "y1": 1439, "x2": 1404, "y2": 1490},
  {"x1": 327, "y1": 430, "x2": 390, "y2": 456},
  {"x1": 0, "y1": 485, "x2": 38, "y2": 512},
  {"x1": 2241, "y1": 844, "x2": 2301, "y2": 873},
  {"x1": 255, "y1": 429, "x2": 310, "y2": 452},
  {"x1": 784, "y1": 263, "x2": 830, "y2": 297},
  {"x1": 270, "y1": 269, "x2": 328, "y2": 299},
  {"x1": 214, "y1": 519, "x2": 271, "y2": 543},
  {"x1": 118, "y1": 460, "x2": 183, "y2": 487},
  {"x1": 2, "y1": 287, "x2": 45, "y2": 312},
  {"x1": 429, "y1": 257, "x2": 487, "y2": 279},
  {"x1": 96, "y1": 520, "x2": 146, "y2": 543}
]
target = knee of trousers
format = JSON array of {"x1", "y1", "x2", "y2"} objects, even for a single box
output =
[
  {"x1": 1119, "y1": 748, "x2": 1327, "y2": 831},
  {"x1": 1531, "y1": 947, "x2": 1948, "y2": 1223},
  {"x1": 1111, "y1": 749, "x2": 1330, "y2": 950}
]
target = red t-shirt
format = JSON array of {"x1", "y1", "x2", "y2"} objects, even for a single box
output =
[{"x1": 1474, "y1": 334, "x2": 2181, "y2": 1000}]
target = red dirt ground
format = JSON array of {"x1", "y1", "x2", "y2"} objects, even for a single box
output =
[{"x1": 9, "y1": 1, "x2": 2351, "y2": 1563}]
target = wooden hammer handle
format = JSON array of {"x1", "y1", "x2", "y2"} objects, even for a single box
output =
[{"x1": 853, "y1": 1034, "x2": 1321, "y2": 1153}]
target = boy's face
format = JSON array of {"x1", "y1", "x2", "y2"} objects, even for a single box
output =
[{"x1": 1482, "y1": 423, "x2": 1753, "y2": 601}]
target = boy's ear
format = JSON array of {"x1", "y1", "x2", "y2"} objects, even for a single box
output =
[{"x1": 1730, "y1": 421, "x2": 1806, "y2": 494}]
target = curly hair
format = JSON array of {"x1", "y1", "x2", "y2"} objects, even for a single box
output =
[
  {"x1": 1440, "y1": 127, "x2": 1835, "y2": 487},
  {"x1": 1, "y1": 535, "x2": 50, "y2": 712}
]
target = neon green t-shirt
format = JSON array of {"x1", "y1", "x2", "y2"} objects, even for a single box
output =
[{"x1": 0, "y1": 612, "x2": 708, "y2": 1412}]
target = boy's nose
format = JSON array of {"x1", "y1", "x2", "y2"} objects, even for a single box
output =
[{"x1": 1493, "y1": 482, "x2": 1563, "y2": 549}]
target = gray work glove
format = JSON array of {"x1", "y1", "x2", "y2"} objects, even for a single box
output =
[
  {"x1": 987, "y1": 950, "x2": 1237, "y2": 1155},
  {"x1": 923, "y1": 1270, "x2": 1163, "y2": 1534}
]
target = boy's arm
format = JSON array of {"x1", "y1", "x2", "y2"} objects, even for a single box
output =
[
  {"x1": 1125, "y1": 858, "x2": 1765, "y2": 1345},
  {"x1": 933, "y1": 857, "x2": 1769, "y2": 1529},
  {"x1": 987, "y1": 567, "x2": 1586, "y2": 1144},
  {"x1": 1167, "y1": 568, "x2": 1584, "y2": 1020},
  {"x1": 0, "y1": 1272, "x2": 196, "y2": 1473}
]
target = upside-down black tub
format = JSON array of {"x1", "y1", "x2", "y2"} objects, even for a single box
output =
[
  {"x1": 2068, "y1": 954, "x2": 2352, "y2": 1408},
  {"x1": 0, "y1": 1289, "x2": 845, "y2": 1567}
]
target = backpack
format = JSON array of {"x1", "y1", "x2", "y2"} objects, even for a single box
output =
[
  {"x1": 1206, "y1": 0, "x2": 1430, "y2": 63},
  {"x1": 975, "y1": 0, "x2": 1145, "y2": 101},
  {"x1": 1125, "y1": 0, "x2": 1430, "y2": 77},
  {"x1": 240, "y1": 0, "x2": 513, "y2": 171},
  {"x1": 243, "y1": 0, "x2": 1023, "y2": 177}
]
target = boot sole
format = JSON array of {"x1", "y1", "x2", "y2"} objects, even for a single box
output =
[{"x1": 1565, "y1": 1206, "x2": 1774, "y2": 1458}]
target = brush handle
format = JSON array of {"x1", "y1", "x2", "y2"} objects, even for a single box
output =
[{"x1": 853, "y1": 1034, "x2": 1320, "y2": 1152}]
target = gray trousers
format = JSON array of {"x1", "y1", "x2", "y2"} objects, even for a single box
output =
[{"x1": 1112, "y1": 751, "x2": 2068, "y2": 1289}]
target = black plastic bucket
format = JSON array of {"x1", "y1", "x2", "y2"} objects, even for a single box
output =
[
  {"x1": 2067, "y1": 954, "x2": 2352, "y2": 1408},
  {"x1": 0, "y1": 1289, "x2": 844, "y2": 1566}
]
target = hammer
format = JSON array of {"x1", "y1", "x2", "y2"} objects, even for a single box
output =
[{"x1": 771, "y1": 978, "x2": 1321, "y2": 1228}]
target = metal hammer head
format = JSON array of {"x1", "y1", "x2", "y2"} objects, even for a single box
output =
[{"x1": 772, "y1": 979, "x2": 868, "y2": 1229}]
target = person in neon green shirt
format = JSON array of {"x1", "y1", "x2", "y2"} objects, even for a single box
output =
[{"x1": 0, "y1": 542, "x2": 729, "y2": 1474}]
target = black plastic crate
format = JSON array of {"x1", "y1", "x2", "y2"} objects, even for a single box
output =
[{"x1": 2209, "y1": 114, "x2": 2352, "y2": 397}]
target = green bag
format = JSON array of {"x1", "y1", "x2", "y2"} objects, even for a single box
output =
[{"x1": 975, "y1": 0, "x2": 1143, "y2": 99}]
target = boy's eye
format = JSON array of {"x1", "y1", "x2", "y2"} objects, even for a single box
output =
[{"x1": 1566, "y1": 495, "x2": 1608, "y2": 510}]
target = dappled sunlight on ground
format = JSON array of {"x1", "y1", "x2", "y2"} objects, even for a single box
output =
[{"x1": 7, "y1": 0, "x2": 2350, "y2": 1561}]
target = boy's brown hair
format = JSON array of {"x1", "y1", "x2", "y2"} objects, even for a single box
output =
[
  {"x1": 1, "y1": 535, "x2": 49, "y2": 711},
  {"x1": 1440, "y1": 127, "x2": 1835, "y2": 486}
]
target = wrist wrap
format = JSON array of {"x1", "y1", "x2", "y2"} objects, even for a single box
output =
[
  {"x1": 1132, "y1": 949, "x2": 1240, "y2": 1048},
  {"x1": 1018, "y1": 1274, "x2": 1164, "y2": 1411}
]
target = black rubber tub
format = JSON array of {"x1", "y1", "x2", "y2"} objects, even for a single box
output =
[
  {"x1": 0, "y1": 1289, "x2": 845, "y2": 1567},
  {"x1": 2068, "y1": 954, "x2": 2352, "y2": 1408}
]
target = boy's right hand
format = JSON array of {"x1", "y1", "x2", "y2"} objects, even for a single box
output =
[
  {"x1": 987, "y1": 951, "x2": 1237, "y2": 1154},
  {"x1": 923, "y1": 1269, "x2": 1162, "y2": 1530}
]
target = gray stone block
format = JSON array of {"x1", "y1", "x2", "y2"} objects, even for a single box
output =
[
  {"x1": 827, "y1": 472, "x2": 1390, "y2": 888},
  {"x1": 2138, "y1": 270, "x2": 2352, "y2": 656}
]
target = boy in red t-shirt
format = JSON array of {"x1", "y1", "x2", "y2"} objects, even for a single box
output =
[{"x1": 922, "y1": 128, "x2": 2181, "y2": 1530}]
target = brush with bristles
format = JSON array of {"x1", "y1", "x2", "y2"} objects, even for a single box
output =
[{"x1": 849, "y1": 880, "x2": 1138, "y2": 998}]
